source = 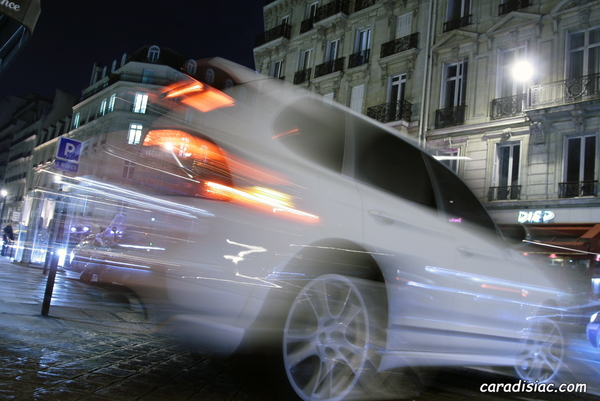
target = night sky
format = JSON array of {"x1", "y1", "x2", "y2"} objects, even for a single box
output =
[{"x1": 0, "y1": 0, "x2": 266, "y2": 99}]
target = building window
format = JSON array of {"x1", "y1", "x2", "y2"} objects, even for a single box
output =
[
  {"x1": 108, "y1": 94, "x2": 116, "y2": 112},
  {"x1": 396, "y1": 13, "x2": 412, "y2": 38},
  {"x1": 206, "y1": 69, "x2": 215, "y2": 84},
  {"x1": 187, "y1": 59, "x2": 197, "y2": 75},
  {"x1": 271, "y1": 59, "x2": 284, "y2": 78},
  {"x1": 436, "y1": 60, "x2": 468, "y2": 128},
  {"x1": 443, "y1": 60, "x2": 467, "y2": 108},
  {"x1": 133, "y1": 93, "x2": 148, "y2": 114},
  {"x1": 148, "y1": 45, "x2": 160, "y2": 62},
  {"x1": 499, "y1": 47, "x2": 527, "y2": 98},
  {"x1": 300, "y1": 49, "x2": 312, "y2": 70},
  {"x1": 435, "y1": 148, "x2": 461, "y2": 173},
  {"x1": 568, "y1": 27, "x2": 600, "y2": 79},
  {"x1": 326, "y1": 39, "x2": 340, "y2": 62},
  {"x1": 307, "y1": 2, "x2": 318, "y2": 19},
  {"x1": 99, "y1": 99, "x2": 107, "y2": 116},
  {"x1": 389, "y1": 74, "x2": 407, "y2": 104},
  {"x1": 123, "y1": 161, "x2": 135, "y2": 179},
  {"x1": 561, "y1": 134, "x2": 597, "y2": 197},
  {"x1": 495, "y1": 142, "x2": 520, "y2": 200},
  {"x1": 142, "y1": 69, "x2": 155, "y2": 84},
  {"x1": 73, "y1": 113, "x2": 80, "y2": 129},
  {"x1": 355, "y1": 29, "x2": 371, "y2": 53},
  {"x1": 127, "y1": 123, "x2": 143, "y2": 145},
  {"x1": 350, "y1": 85, "x2": 364, "y2": 112},
  {"x1": 281, "y1": 15, "x2": 290, "y2": 25},
  {"x1": 444, "y1": 0, "x2": 472, "y2": 32}
]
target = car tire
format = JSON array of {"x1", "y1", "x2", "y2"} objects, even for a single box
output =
[
  {"x1": 514, "y1": 317, "x2": 564, "y2": 382},
  {"x1": 282, "y1": 274, "x2": 419, "y2": 401}
]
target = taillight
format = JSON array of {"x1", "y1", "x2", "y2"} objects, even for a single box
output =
[{"x1": 205, "y1": 182, "x2": 319, "y2": 223}]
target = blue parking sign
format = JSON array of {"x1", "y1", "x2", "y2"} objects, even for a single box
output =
[{"x1": 56, "y1": 137, "x2": 82, "y2": 162}]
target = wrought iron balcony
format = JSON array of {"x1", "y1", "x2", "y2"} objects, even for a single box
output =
[
  {"x1": 294, "y1": 68, "x2": 312, "y2": 85},
  {"x1": 348, "y1": 49, "x2": 370, "y2": 69},
  {"x1": 81, "y1": 72, "x2": 178, "y2": 101},
  {"x1": 366, "y1": 100, "x2": 412, "y2": 123},
  {"x1": 487, "y1": 186, "x2": 521, "y2": 201},
  {"x1": 300, "y1": 17, "x2": 314, "y2": 34},
  {"x1": 490, "y1": 93, "x2": 525, "y2": 120},
  {"x1": 314, "y1": 0, "x2": 350, "y2": 23},
  {"x1": 435, "y1": 105, "x2": 466, "y2": 128},
  {"x1": 443, "y1": 14, "x2": 472, "y2": 33},
  {"x1": 314, "y1": 57, "x2": 345, "y2": 78},
  {"x1": 559, "y1": 181, "x2": 598, "y2": 198},
  {"x1": 354, "y1": 0, "x2": 376, "y2": 12},
  {"x1": 254, "y1": 23, "x2": 291, "y2": 48},
  {"x1": 527, "y1": 72, "x2": 600, "y2": 110},
  {"x1": 380, "y1": 33, "x2": 419, "y2": 59},
  {"x1": 499, "y1": 0, "x2": 531, "y2": 15}
]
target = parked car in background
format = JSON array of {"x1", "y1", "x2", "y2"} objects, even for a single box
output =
[{"x1": 65, "y1": 58, "x2": 568, "y2": 401}]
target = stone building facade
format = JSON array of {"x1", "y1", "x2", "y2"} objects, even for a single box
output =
[{"x1": 253, "y1": 0, "x2": 600, "y2": 294}]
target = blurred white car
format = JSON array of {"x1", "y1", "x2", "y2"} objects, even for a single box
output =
[{"x1": 66, "y1": 58, "x2": 567, "y2": 401}]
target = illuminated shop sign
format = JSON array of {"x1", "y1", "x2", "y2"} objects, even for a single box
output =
[
  {"x1": 0, "y1": 0, "x2": 21, "y2": 12},
  {"x1": 518, "y1": 210, "x2": 555, "y2": 224}
]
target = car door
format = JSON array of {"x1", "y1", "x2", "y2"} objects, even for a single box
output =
[
  {"x1": 424, "y1": 158, "x2": 524, "y2": 355},
  {"x1": 349, "y1": 118, "x2": 457, "y2": 352}
]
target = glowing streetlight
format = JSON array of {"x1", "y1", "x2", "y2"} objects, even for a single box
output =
[{"x1": 512, "y1": 60, "x2": 534, "y2": 82}]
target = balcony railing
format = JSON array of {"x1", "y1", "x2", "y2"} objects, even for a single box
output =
[
  {"x1": 487, "y1": 186, "x2": 521, "y2": 201},
  {"x1": 348, "y1": 49, "x2": 370, "y2": 69},
  {"x1": 254, "y1": 23, "x2": 292, "y2": 48},
  {"x1": 490, "y1": 93, "x2": 525, "y2": 120},
  {"x1": 443, "y1": 14, "x2": 472, "y2": 33},
  {"x1": 559, "y1": 181, "x2": 598, "y2": 198},
  {"x1": 380, "y1": 32, "x2": 419, "y2": 59},
  {"x1": 300, "y1": 17, "x2": 315, "y2": 34},
  {"x1": 499, "y1": 0, "x2": 531, "y2": 15},
  {"x1": 294, "y1": 68, "x2": 312, "y2": 85},
  {"x1": 354, "y1": 0, "x2": 376, "y2": 12},
  {"x1": 314, "y1": 0, "x2": 351, "y2": 22},
  {"x1": 527, "y1": 72, "x2": 600, "y2": 110},
  {"x1": 314, "y1": 57, "x2": 345, "y2": 78},
  {"x1": 366, "y1": 100, "x2": 412, "y2": 123},
  {"x1": 435, "y1": 105, "x2": 466, "y2": 128}
]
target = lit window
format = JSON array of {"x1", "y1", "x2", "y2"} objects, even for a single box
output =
[
  {"x1": 99, "y1": 99, "x2": 107, "y2": 116},
  {"x1": 127, "y1": 123, "x2": 143, "y2": 145},
  {"x1": 133, "y1": 93, "x2": 148, "y2": 114},
  {"x1": 108, "y1": 94, "x2": 116, "y2": 112},
  {"x1": 73, "y1": 113, "x2": 80, "y2": 129}
]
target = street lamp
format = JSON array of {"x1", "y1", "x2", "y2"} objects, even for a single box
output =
[{"x1": 512, "y1": 60, "x2": 534, "y2": 82}]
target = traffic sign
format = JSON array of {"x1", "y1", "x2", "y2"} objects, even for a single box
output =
[
  {"x1": 56, "y1": 137, "x2": 82, "y2": 162},
  {"x1": 54, "y1": 159, "x2": 79, "y2": 173}
]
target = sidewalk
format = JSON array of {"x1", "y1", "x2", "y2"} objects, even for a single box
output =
[{"x1": 0, "y1": 258, "x2": 151, "y2": 334}]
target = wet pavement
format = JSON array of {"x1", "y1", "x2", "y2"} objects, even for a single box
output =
[
  {"x1": 0, "y1": 259, "x2": 298, "y2": 401},
  {"x1": 1, "y1": 257, "x2": 600, "y2": 401}
]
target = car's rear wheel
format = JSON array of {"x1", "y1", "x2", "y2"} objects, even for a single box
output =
[
  {"x1": 514, "y1": 317, "x2": 564, "y2": 382},
  {"x1": 282, "y1": 274, "x2": 418, "y2": 401}
]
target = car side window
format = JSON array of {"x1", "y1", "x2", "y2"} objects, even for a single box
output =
[
  {"x1": 273, "y1": 98, "x2": 345, "y2": 173},
  {"x1": 353, "y1": 120, "x2": 436, "y2": 209},
  {"x1": 424, "y1": 157, "x2": 497, "y2": 233}
]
